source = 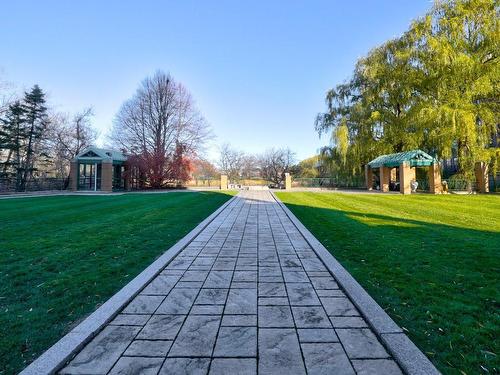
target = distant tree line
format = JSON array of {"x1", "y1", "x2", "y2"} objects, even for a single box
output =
[
  {"x1": 217, "y1": 143, "x2": 295, "y2": 187},
  {"x1": 316, "y1": 0, "x2": 499, "y2": 180}
]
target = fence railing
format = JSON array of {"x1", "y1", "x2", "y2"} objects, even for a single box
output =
[
  {"x1": 185, "y1": 178, "x2": 220, "y2": 187},
  {"x1": 442, "y1": 179, "x2": 477, "y2": 192},
  {"x1": 415, "y1": 179, "x2": 429, "y2": 191},
  {"x1": 0, "y1": 177, "x2": 67, "y2": 193},
  {"x1": 228, "y1": 179, "x2": 271, "y2": 187},
  {"x1": 292, "y1": 177, "x2": 365, "y2": 189}
]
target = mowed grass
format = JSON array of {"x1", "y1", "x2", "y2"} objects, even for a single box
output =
[
  {"x1": 0, "y1": 191, "x2": 235, "y2": 374},
  {"x1": 276, "y1": 192, "x2": 499, "y2": 375}
]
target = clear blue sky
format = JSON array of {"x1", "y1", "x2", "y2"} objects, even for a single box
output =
[{"x1": 1, "y1": 0, "x2": 432, "y2": 161}]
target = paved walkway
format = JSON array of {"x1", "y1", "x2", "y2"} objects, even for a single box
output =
[{"x1": 60, "y1": 191, "x2": 402, "y2": 375}]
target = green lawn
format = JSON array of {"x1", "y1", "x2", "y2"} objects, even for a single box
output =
[
  {"x1": 276, "y1": 192, "x2": 499, "y2": 375},
  {"x1": 0, "y1": 191, "x2": 235, "y2": 374}
]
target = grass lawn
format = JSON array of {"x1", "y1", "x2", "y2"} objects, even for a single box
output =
[
  {"x1": 276, "y1": 192, "x2": 499, "y2": 375},
  {"x1": 0, "y1": 191, "x2": 235, "y2": 374}
]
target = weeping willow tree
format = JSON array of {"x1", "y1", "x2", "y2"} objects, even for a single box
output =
[{"x1": 316, "y1": 0, "x2": 499, "y2": 180}]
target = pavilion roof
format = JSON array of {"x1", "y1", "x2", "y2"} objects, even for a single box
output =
[
  {"x1": 367, "y1": 149, "x2": 436, "y2": 168},
  {"x1": 75, "y1": 146, "x2": 127, "y2": 163}
]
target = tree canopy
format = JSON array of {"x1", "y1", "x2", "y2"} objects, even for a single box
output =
[
  {"x1": 316, "y1": 0, "x2": 499, "y2": 179},
  {"x1": 111, "y1": 71, "x2": 211, "y2": 188}
]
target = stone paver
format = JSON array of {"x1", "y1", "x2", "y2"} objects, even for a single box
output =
[{"x1": 60, "y1": 191, "x2": 402, "y2": 374}]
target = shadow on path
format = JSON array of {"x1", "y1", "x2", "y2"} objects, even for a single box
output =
[{"x1": 282, "y1": 202, "x2": 499, "y2": 374}]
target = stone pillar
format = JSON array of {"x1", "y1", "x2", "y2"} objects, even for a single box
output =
[
  {"x1": 365, "y1": 165, "x2": 373, "y2": 190},
  {"x1": 69, "y1": 161, "x2": 78, "y2": 191},
  {"x1": 399, "y1": 161, "x2": 411, "y2": 194},
  {"x1": 284, "y1": 173, "x2": 292, "y2": 190},
  {"x1": 428, "y1": 162, "x2": 442, "y2": 194},
  {"x1": 475, "y1": 161, "x2": 489, "y2": 193},
  {"x1": 101, "y1": 161, "x2": 113, "y2": 192},
  {"x1": 390, "y1": 168, "x2": 397, "y2": 181},
  {"x1": 408, "y1": 167, "x2": 416, "y2": 182},
  {"x1": 220, "y1": 174, "x2": 228, "y2": 190},
  {"x1": 380, "y1": 166, "x2": 390, "y2": 192}
]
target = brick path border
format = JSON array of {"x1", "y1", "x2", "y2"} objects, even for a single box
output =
[{"x1": 270, "y1": 191, "x2": 440, "y2": 375}]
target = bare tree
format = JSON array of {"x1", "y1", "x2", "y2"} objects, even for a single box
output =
[
  {"x1": 259, "y1": 147, "x2": 295, "y2": 186},
  {"x1": 111, "y1": 71, "x2": 211, "y2": 188},
  {"x1": 0, "y1": 72, "x2": 15, "y2": 117},
  {"x1": 0, "y1": 74, "x2": 17, "y2": 176},
  {"x1": 218, "y1": 143, "x2": 245, "y2": 182},
  {"x1": 240, "y1": 154, "x2": 259, "y2": 179},
  {"x1": 49, "y1": 108, "x2": 97, "y2": 178},
  {"x1": 191, "y1": 158, "x2": 219, "y2": 186}
]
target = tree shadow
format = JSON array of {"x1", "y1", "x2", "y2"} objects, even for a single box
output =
[{"x1": 283, "y1": 202, "x2": 499, "y2": 373}]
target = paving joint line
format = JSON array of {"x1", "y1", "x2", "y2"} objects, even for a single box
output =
[
  {"x1": 269, "y1": 190, "x2": 440, "y2": 375},
  {"x1": 269, "y1": 198, "x2": 360, "y2": 373},
  {"x1": 206, "y1": 196, "x2": 249, "y2": 374},
  {"x1": 265, "y1": 200, "x2": 309, "y2": 375},
  {"x1": 20, "y1": 194, "x2": 239, "y2": 375}
]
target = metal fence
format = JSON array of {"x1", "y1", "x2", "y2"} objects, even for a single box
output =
[
  {"x1": 294, "y1": 176, "x2": 484, "y2": 193},
  {"x1": 0, "y1": 177, "x2": 67, "y2": 193},
  {"x1": 415, "y1": 179, "x2": 429, "y2": 192},
  {"x1": 292, "y1": 176, "x2": 365, "y2": 189},
  {"x1": 229, "y1": 178, "x2": 270, "y2": 187},
  {"x1": 185, "y1": 178, "x2": 220, "y2": 188},
  {"x1": 442, "y1": 178, "x2": 477, "y2": 192}
]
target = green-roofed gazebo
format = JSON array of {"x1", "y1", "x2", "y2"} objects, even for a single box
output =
[
  {"x1": 69, "y1": 146, "x2": 129, "y2": 192},
  {"x1": 365, "y1": 150, "x2": 442, "y2": 194}
]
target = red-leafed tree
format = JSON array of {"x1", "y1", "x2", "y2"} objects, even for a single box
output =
[
  {"x1": 191, "y1": 158, "x2": 219, "y2": 186},
  {"x1": 111, "y1": 71, "x2": 210, "y2": 188},
  {"x1": 169, "y1": 142, "x2": 192, "y2": 185}
]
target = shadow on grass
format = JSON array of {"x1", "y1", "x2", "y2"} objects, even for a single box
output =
[
  {"x1": 0, "y1": 191, "x2": 234, "y2": 374},
  {"x1": 283, "y1": 202, "x2": 499, "y2": 375}
]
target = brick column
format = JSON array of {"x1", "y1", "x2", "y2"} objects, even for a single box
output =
[
  {"x1": 284, "y1": 173, "x2": 292, "y2": 190},
  {"x1": 380, "y1": 166, "x2": 390, "y2": 192},
  {"x1": 365, "y1": 165, "x2": 373, "y2": 190},
  {"x1": 69, "y1": 161, "x2": 78, "y2": 191},
  {"x1": 474, "y1": 161, "x2": 489, "y2": 193},
  {"x1": 428, "y1": 162, "x2": 442, "y2": 194},
  {"x1": 409, "y1": 167, "x2": 416, "y2": 182},
  {"x1": 101, "y1": 161, "x2": 113, "y2": 192},
  {"x1": 220, "y1": 175, "x2": 228, "y2": 190},
  {"x1": 399, "y1": 161, "x2": 411, "y2": 194}
]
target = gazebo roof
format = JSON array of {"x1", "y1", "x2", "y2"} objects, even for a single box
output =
[
  {"x1": 75, "y1": 146, "x2": 127, "y2": 163},
  {"x1": 367, "y1": 149, "x2": 435, "y2": 168}
]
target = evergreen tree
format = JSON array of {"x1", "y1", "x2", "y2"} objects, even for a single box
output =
[
  {"x1": 0, "y1": 101, "x2": 27, "y2": 183},
  {"x1": 19, "y1": 85, "x2": 49, "y2": 191}
]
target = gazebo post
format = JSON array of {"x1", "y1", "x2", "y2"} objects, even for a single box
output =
[
  {"x1": 101, "y1": 160, "x2": 113, "y2": 192},
  {"x1": 409, "y1": 166, "x2": 416, "y2": 183},
  {"x1": 399, "y1": 161, "x2": 411, "y2": 194},
  {"x1": 380, "y1": 166, "x2": 390, "y2": 192},
  {"x1": 428, "y1": 162, "x2": 442, "y2": 194},
  {"x1": 69, "y1": 160, "x2": 78, "y2": 191},
  {"x1": 365, "y1": 165, "x2": 373, "y2": 191}
]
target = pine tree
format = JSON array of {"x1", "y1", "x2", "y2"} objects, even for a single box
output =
[
  {"x1": 0, "y1": 101, "x2": 27, "y2": 182},
  {"x1": 18, "y1": 85, "x2": 49, "y2": 191}
]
